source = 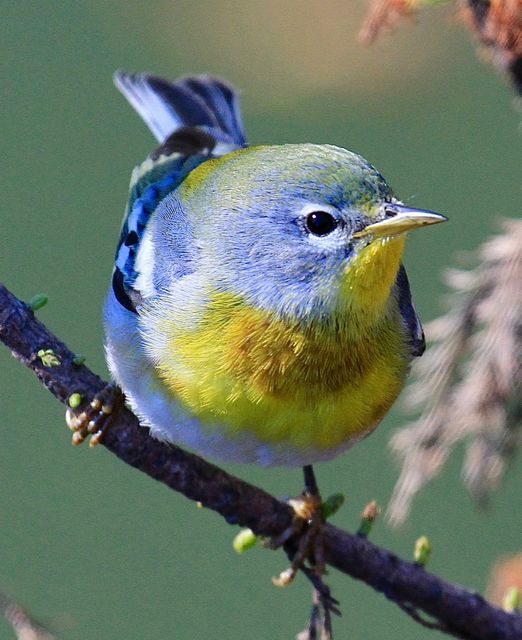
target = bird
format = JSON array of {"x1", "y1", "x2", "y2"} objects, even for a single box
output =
[{"x1": 68, "y1": 72, "x2": 445, "y2": 572}]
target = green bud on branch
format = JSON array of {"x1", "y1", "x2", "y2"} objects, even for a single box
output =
[
  {"x1": 414, "y1": 536, "x2": 432, "y2": 567},
  {"x1": 503, "y1": 586, "x2": 520, "y2": 614},
  {"x1": 322, "y1": 493, "x2": 345, "y2": 520},
  {"x1": 233, "y1": 528, "x2": 258, "y2": 554},
  {"x1": 68, "y1": 393, "x2": 82, "y2": 408},
  {"x1": 28, "y1": 293, "x2": 48, "y2": 311},
  {"x1": 357, "y1": 500, "x2": 380, "y2": 537},
  {"x1": 37, "y1": 349, "x2": 61, "y2": 367}
]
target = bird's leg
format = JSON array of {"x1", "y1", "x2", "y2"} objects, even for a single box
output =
[
  {"x1": 276, "y1": 465, "x2": 324, "y2": 576},
  {"x1": 303, "y1": 464, "x2": 319, "y2": 496},
  {"x1": 296, "y1": 466, "x2": 339, "y2": 637},
  {"x1": 289, "y1": 465, "x2": 326, "y2": 577},
  {"x1": 271, "y1": 467, "x2": 326, "y2": 582},
  {"x1": 271, "y1": 465, "x2": 340, "y2": 632},
  {"x1": 271, "y1": 466, "x2": 322, "y2": 580},
  {"x1": 65, "y1": 383, "x2": 123, "y2": 447}
]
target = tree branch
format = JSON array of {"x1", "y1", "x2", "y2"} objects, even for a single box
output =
[{"x1": 1, "y1": 281, "x2": 521, "y2": 640}]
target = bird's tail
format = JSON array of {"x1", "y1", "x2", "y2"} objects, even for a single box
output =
[{"x1": 114, "y1": 71, "x2": 247, "y2": 147}]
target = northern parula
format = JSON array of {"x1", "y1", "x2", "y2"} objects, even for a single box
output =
[{"x1": 103, "y1": 72, "x2": 446, "y2": 469}]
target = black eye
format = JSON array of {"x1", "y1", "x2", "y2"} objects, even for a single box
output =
[
  {"x1": 305, "y1": 211, "x2": 338, "y2": 236},
  {"x1": 384, "y1": 205, "x2": 398, "y2": 218}
]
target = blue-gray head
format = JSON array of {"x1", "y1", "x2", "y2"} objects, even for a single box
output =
[{"x1": 150, "y1": 143, "x2": 444, "y2": 324}]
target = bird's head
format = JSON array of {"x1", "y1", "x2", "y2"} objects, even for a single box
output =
[{"x1": 179, "y1": 143, "x2": 446, "y2": 324}]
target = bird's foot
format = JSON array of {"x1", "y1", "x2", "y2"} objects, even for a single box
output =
[
  {"x1": 270, "y1": 492, "x2": 341, "y2": 622},
  {"x1": 271, "y1": 493, "x2": 324, "y2": 586},
  {"x1": 297, "y1": 583, "x2": 338, "y2": 640},
  {"x1": 65, "y1": 383, "x2": 123, "y2": 447}
]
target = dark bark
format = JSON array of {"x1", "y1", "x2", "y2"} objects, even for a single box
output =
[{"x1": 1, "y1": 281, "x2": 521, "y2": 640}]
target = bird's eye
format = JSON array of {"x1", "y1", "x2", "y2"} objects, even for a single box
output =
[
  {"x1": 304, "y1": 211, "x2": 338, "y2": 236},
  {"x1": 384, "y1": 205, "x2": 398, "y2": 218}
]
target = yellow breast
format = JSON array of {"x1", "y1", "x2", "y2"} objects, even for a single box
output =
[
  {"x1": 151, "y1": 290, "x2": 409, "y2": 454},
  {"x1": 141, "y1": 233, "x2": 411, "y2": 455}
]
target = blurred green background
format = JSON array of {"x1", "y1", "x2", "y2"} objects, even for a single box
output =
[{"x1": 1, "y1": 2, "x2": 520, "y2": 639}]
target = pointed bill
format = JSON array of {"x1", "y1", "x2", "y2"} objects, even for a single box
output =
[{"x1": 354, "y1": 204, "x2": 447, "y2": 239}]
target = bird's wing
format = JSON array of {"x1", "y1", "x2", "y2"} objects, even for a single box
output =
[
  {"x1": 395, "y1": 265, "x2": 426, "y2": 357},
  {"x1": 111, "y1": 73, "x2": 247, "y2": 313}
]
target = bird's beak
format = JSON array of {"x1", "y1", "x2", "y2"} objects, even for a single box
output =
[{"x1": 353, "y1": 203, "x2": 447, "y2": 240}]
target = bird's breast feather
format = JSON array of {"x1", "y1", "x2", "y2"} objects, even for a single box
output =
[{"x1": 141, "y1": 291, "x2": 410, "y2": 451}]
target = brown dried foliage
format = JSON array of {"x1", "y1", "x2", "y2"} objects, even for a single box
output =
[
  {"x1": 0, "y1": 590, "x2": 56, "y2": 640},
  {"x1": 487, "y1": 552, "x2": 522, "y2": 607},
  {"x1": 388, "y1": 219, "x2": 522, "y2": 526},
  {"x1": 361, "y1": 0, "x2": 522, "y2": 94},
  {"x1": 359, "y1": 0, "x2": 419, "y2": 44},
  {"x1": 460, "y1": 0, "x2": 522, "y2": 63}
]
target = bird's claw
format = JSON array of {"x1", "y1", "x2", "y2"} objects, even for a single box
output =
[
  {"x1": 271, "y1": 491, "x2": 341, "y2": 638},
  {"x1": 297, "y1": 580, "x2": 340, "y2": 640},
  {"x1": 66, "y1": 384, "x2": 123, "y2": 447},
  {"x1": 270, "y1": 493, "x2": 328, "y2": 586}
]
